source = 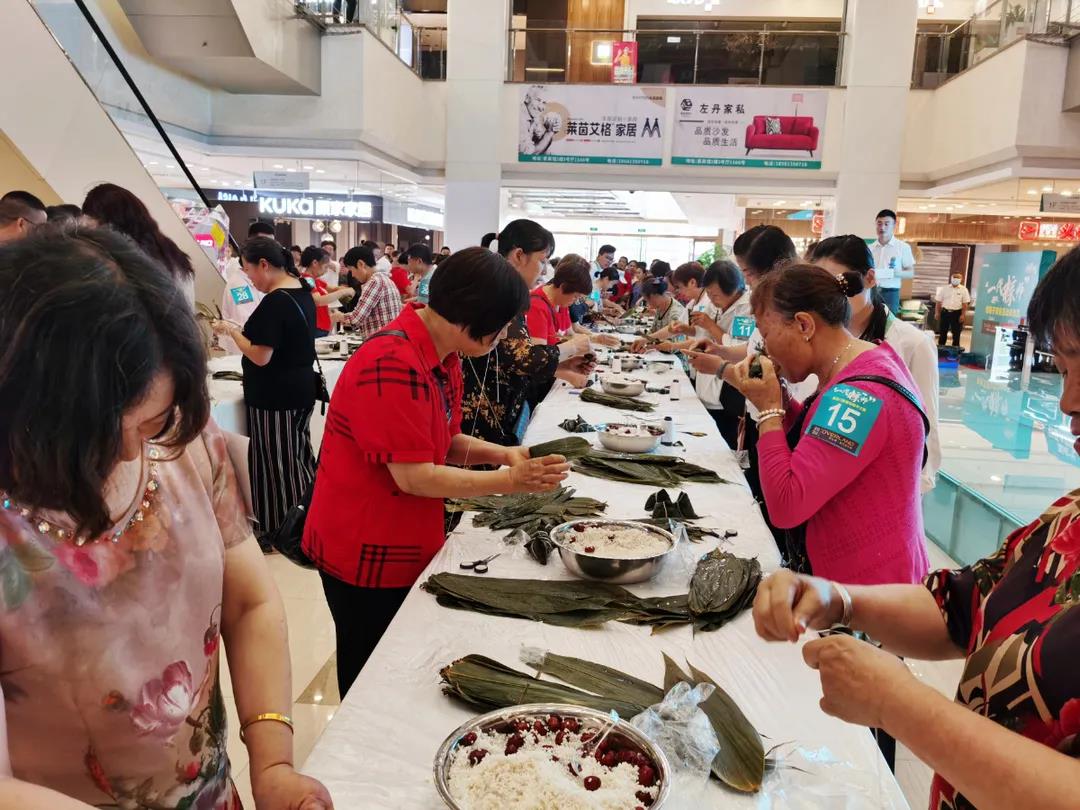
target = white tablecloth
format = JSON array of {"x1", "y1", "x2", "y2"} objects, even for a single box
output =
[
  {"x1": 302, "y1": 357, "x2": 909, "y2": 809},
  {"x1": 207, "y1": 353, "x2": 347, "y2": 449}
]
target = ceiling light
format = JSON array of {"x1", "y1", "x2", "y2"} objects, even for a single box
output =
[
  {"x1": 273, "y1": 164, "x2": 284, "y2": 169},
  {"x1": 773, "y1": 200, "x2": 787, "y2": 206},
  {"x1": 303, "y1": 165, "x2": 314, "y2": 171},
  {"x1": 918, "y1": 205, "x2": 928, "y2": 210},
  {"x1": 286, "y1": 168, "x2": 297, "y2": 172},
  {"x1": 315, "y1": 169, "x2": 326, "y2": 174},
  {"x1": 148, "y1": 161, "x2": 158, "y2": 166},
  {"x1": 166, "y1": 164, "x2": 175, "y2": 169},
  {"x1": 1063, "y1": 191, "x2": 1074, "y2": 197},
  {"x1": 955, "y1": 203, "x2": 965, "y2": 208},
  {"x1": 1027, "y1": 190, "x2": 1038, "y2": 195},
  {"x1": 1043, "y1": 185, "x2": 1054, "y2": 192}
]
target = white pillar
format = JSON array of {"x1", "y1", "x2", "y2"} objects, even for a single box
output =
[
  {"x1": 830, "y1": 0, "x2": 919, "y2": 236},
  {"x1": 444, "y1": 0, "x2": 507, "y2": 249}
]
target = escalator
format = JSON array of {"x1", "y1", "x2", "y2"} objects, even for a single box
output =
[{"x1": 3, "y1": 0, "x2": 229, "y2": 305}]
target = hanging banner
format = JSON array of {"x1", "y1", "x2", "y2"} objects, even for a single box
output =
[
  {"x1": 672, "y1": 87, "x2": 828, "y2": 169},
  {"x1": 518, "y1": 85, "x2": 666, "y2": 166},
  {"x1": 970, "y1": 250, "x2": 1055, "y2": 358},
  {"x1": 611, "y1": 41, "x2": 638, "y2": 84}
]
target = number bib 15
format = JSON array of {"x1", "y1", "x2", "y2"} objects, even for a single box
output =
[{"x1": 805, "y1": 383, "x2": 883, "y2": 457}]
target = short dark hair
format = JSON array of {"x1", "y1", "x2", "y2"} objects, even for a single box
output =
[
  {"x1": 650, "y1": 260, "x2": 672, "y2": 278},
  {"x1": 428, "y1": 247, "x2": 529, "y2": 340},
  {"x1": 300, "y1": 245, "x2": 328, "y2": 268},
  {"x1": 1, "y1": 190, "x2": 46, "y2": 212},
  {"x1": 551, "y1": 254, "x2": 592, "y2": 295},
  {"x1": 598, "y1": 244, "x2": 616, "y2": 257},
  {"x1": 441, "y1": 246, "x2": 452, "y2": 253},
  {"x1": 672, "y1": 261, "x2": 705, "y2": 287},
  {"x1": 732, "y1": 224, "x2": 768, "y2": 259},
  {"x1": 642, "y1": 277, "x2": 669, "y2": 298},
  {"x1": 0, "y1": 226, "x2": 208, "y2": 537},
  {"x1": 289, "y1": 244, "x2": 303, "y2": 254},
  {"x1": 46, "y1": 204, "x2": 82, "y2": 222},
  {"x1": 703, "y1": 260, "x2": 746, "y2": 296},
  {"x1": 751, "y1": 264, "x2": 865, "y2": 327},
  {"x1": 745, "y1": 226, "x2": 797, "y2": 276},
  {"x1": 248, "y1": 220, "x2": 276, "y2": 237},
  {"x1": 320, "y1": 239, "x2": 336, "y2": 248},
  {"x1": 342, "y1": 245, "x2": 376, "y2": 269},
  {"x1": 1029, "y1": 246, "x2": 1080, "y2": 350},
  {"x1": 810, "y1": 235, "x2": 874, "y2": 275},
  {"x1": 491, "y1": 219, "x2": 555, "y2": 258},
  {"x1": 619, "y1": 256, "x2": 628, "y2": 262},
  {"x1": 876, "y1": 209, "x2": 898, "y2": 222},
  {"x1": 82, "y1": 183, "x2": 194, "y2": 278},
  {"x1": 406, "y1": 243, "x2": 433, "y2": 265},
  {"x1": 0, "y1": 199, "x2": 45, "y2": 227}
]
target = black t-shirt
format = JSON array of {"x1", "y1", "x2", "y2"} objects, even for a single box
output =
[{"x1": 242, "y1": 287, "x2": 317, "y2": 410}]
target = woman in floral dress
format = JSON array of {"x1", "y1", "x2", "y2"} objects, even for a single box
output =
[
  {"x1": 0, "y1": 226, "x2": 331, "y2": 809},
  {"x1": 750, "y1": 248, "x2": 1080, "y2": 809}
]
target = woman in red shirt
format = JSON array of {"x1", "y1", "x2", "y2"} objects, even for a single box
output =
[
  {"x1": 304, "y1": 247, "x2": 571, "y2": 697},
  {"x1": 301, "y1": 245, "x2": 354, "y2": 337},
  {"x1": 526, "y1": 254, "x2": 594, "y2": 346}
]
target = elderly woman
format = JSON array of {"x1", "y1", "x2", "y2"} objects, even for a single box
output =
[
  {"x1": 753, "y1": 250, "x2": 1080, "y2": 810},
  {"x1": 727, "y1": 264, "x2": 930, "y2": 584},
  {"x1": 0, "y1": 227, "x2": 330, "y2": 808}
]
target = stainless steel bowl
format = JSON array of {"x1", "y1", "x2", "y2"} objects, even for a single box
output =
[
  {"x1": 613, "y1": 354, "x2": 644, "y2": 371},
  {"x1": 600, "y1": 375, "x2": 646, "y2": 397},
  {"x1": 549, "y1": 520, "x2": 677, "y2": 584},
  {"x1": 433, "y1": 703, "x2": 671, "y2": 810},
  {"x1": 597, "y1": 423, "x2": 662, "y2": 453}
]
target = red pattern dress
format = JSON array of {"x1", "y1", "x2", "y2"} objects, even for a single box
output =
[{"x1": 925, "y1": 487, "x2": 1080, "y2": 809}]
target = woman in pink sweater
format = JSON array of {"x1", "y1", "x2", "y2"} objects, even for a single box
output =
[{"x1": 728, "y1": 264, "x2": 930, "y2": 585}]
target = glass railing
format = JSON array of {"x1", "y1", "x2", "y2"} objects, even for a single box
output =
[
  {"x1": 507, "y1": 27, "x2": 843, "y2": 86},
  {"x1": 295, "y1": 1, "x2": 446, "y2": 80},
  {"x1": 913, "y1": 0, "x2": 1079, "y2": 88}
]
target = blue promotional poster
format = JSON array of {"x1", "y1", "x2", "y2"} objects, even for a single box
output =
[{"x1": 970, "y1": 251, "x2": 1055, "y2": 359}]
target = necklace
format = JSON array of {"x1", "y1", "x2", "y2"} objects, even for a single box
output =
[
  {"x1": 1, "y1": 446, "x2": 163, "y2": 546},
  {"x1": 822, "y1": 339, "x2": 856, "y2": 386}
]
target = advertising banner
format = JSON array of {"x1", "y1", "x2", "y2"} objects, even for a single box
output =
[
  {"x1": 672, "y1": 87, "x2": 828, "y2": 169},
  {"x1": 970, "y1": 251, "x2": 1055, "y2": 358},
  {"x1": 518, "y1": 85, "x2": 666, "y2": 166},
  {"x1": 611, "y1": 41, "x2": 638, "y2": 84}
]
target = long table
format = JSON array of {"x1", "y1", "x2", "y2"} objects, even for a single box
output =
[{"x1": 302, "y1": 357, "x2": 909, "y2": 809}]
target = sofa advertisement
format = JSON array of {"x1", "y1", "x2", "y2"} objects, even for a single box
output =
[
  {"x1": 671, "y1": 87, "x2": 828, "y2": 169},
  {"x1": 518, "y1": 85, "x2": 667, "y2": 166}
]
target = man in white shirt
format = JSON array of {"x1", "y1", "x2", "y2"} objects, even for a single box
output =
[
  {"x1": 870, "y1": 209, "x2": 916, "y2": 315},
  {"x1": 590, "y1": 244, "x2": 616, "y2": 279},
  {"x1": 935, "y1": 272, "x2": 972, "y2": 348},
  {"x1": 320, "y1": 239, "x2": 341, "y2": 287}
]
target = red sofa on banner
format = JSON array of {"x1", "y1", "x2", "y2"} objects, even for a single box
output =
[{"x1": 745, "y1": 115, "x2": 820, "y2": 157}]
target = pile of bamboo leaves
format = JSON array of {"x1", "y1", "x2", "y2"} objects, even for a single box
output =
[
  {"x1": 574, "y1": 449, "x2": 730, "y2": 487},
  {"x1": 421, "y1": 547, "x2": 760, "y2": 633},
  {"x1": 439, "y1": 651, "x2": 766, "y2": 793},
  {"x1": 580, "y1": 387, "x2": 656, "y2": 412},
  {"x1": 445, "y1": 487, "x2": 607, "y2": 536}
]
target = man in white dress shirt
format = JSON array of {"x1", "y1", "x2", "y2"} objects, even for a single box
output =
[
  {"x1": 935, "y1": 272, "x2": 972, "y2": 348},
  {"x1": 870, "y1": 209, "x2": 916, "y2": 315}
]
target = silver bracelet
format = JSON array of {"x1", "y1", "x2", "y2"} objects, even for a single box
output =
[
  {"x1": 833, "y1": 582, "x2": 854, "y2": 627},
  {"x1": 755, "y1": 407, "x2": 785, "y2": 425}
]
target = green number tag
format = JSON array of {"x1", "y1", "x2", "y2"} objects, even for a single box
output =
[
  {"x1": 805, "y1": 384, "x2": 883, "y2": 457},
  {"x1": 230, "y1": 285, "x2": 254, "y2": 305},
  {"x1": 731, "y1": 316, "x2": 755, "y2": 339}
]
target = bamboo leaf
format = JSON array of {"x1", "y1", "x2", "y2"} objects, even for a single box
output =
[
  {"x1": 532, "y1": 652, "x2": 664, "y2": 709},
  {"x1": 662, "y1": 652, "x2": 694, "y2": 692},
  {"x1": 580, "y1": 388, "x2": 656, "y2": 412},
  {"x1": 687, "y1": 662, "x2": 766, "y2": 792},
  {"x1": 528, "y1": 437, "x2": 592, "y2": 460}
]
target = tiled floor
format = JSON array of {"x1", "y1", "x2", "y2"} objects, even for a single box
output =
[{"x1": 224, "y1": 543, "x2": 964, "y2": 808}]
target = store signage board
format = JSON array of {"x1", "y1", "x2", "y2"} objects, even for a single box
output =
[
  {"x1": 1018, "y1": 219, "x2": 1080, "y2": 240},
  {"x1": 253, "y1": 171, "x2": 310, "y2": 191},
  {"x1": 611, "y1": 41, "x2": 638, "y2": 84},
  {"x1": 205, "y1": 189, "x2": 381, "y2": 222},
  {"x1": 1040, "y1": 193, "x2": 1080, "y2": 214},
  {"x1": 382, "y1": 200, "x2": 445, "y2": 229},
  {"x1": 671, "y1": 87, "x2": 827, "y2": 170},
  {"x1": 518, "y1": 85, "x2": 666, "y2": 165}
]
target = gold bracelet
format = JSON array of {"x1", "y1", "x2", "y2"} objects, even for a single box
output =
[{"x1": 239, "y1": 712, "x2": 294, "y2": 743}]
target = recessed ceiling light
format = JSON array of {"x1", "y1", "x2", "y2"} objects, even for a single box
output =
[
  {"x1": 166, "y1": 164, "x2": 175, "y2": 169},
  {"x1": 273, "y1": 164, "x2": 284, "y2": 169},
  {"x1": 286, "y1": 168, "x2": 297, "y2": 172},
  {"x1": 1063, "y1": 191, "x2": 1074, "y2": 197},
  {"x1": 1043, "y1": 185, "x2": 1054, "y2": 192},
  {"x1": 918, "y1": 205, "x2": 928, "y2": 210},
  {"x1": 303, "y1": 165, "x2": 314, "y2": 171},
  {"x1": 148, "y1": 161, "x2": 158, "y2": 166},
  {"x1": 773, "y1": 200, "x2": 787, "y2": 206},
  {"x1": 315, "y1": 169, "x2": 326, "y2": 174},
  {"x1": 1027, "y1": 190, "x2": 1039, "y2": 195}
]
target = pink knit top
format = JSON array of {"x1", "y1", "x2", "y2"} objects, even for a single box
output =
[{"x1": 757, "y1": 342, "x2": 930, "y2": 585}]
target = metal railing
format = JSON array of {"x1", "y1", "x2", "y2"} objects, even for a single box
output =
[
  {"x1": 295, "y1": 1, "x2": 446, "y2": 80},
  {"x1": 507, "y1": 27, "x2": 844, "y2": 86},
  {"x1": 913, "y1": 0, "x2": 1079, "y2": 88}
]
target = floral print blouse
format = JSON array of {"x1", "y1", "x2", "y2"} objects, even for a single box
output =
[
  {"x1": 0, "y1": 421, "x2": 251, "y2": 809},
  {"x1": 925, "y1": 487, "x2": 1080, "y2": 810},
  {"x1": 460, "y1": 313, "x2": 560, "y2": 446}
]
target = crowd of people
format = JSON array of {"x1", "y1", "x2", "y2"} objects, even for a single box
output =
[{"x1": 0, "y1": 183, "x2": 1077, "y2": 809}]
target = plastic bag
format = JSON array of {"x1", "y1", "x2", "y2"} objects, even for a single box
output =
[{"x1": 631, "y1": 682, "x2": 720, "y2": 809}]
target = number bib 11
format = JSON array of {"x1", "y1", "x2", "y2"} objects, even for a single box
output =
[
  {"x1": 805, "y1": 383, "x2": 883, "y2": 457},
  {"x1": 731, "y1": 315, "x2": 755, "y2": 340}
]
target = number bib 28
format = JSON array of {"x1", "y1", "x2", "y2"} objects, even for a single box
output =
[
  {"x1": 805, "y1": 384, "x2": 883, "y2": 457},
  {"x1": 230, "y1": 285, "x2": 254, "y2": 305}
]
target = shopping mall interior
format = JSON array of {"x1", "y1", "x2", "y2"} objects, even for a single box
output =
[{"x1": 2, "y1": 0, "x2": 1079, "y2": 808}]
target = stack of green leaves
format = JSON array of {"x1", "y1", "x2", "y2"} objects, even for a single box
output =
[
  {"x1": 421, "y1": 551, "x2": 760, "y2": 633},
  {"x1": 527, "y1": 437, "x2": 592, "y2": 460},
  {"x1": 574, "y1": 449, "x2": 730, "y2": 487},
  {"x1": 580, "y1": 387, "x2": 656, "y2": 412},
  {"x1": 445, "y1": 488, "x2": 607, "y2": 536},
  {"x1": 439, "y1": 650, "x2": 766, "y2": 792}
]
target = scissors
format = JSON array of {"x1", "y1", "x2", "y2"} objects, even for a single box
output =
[{"x1": 459, "y1": 553, "x2": 500, "y2": 575}]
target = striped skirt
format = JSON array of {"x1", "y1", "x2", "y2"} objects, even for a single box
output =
[{"x1": 247, "y1": 406, "x2": 317, "y2": 540}]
